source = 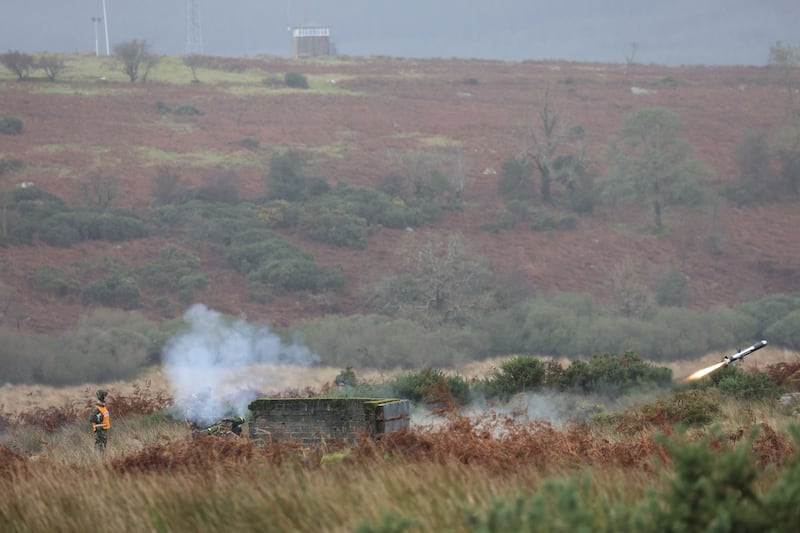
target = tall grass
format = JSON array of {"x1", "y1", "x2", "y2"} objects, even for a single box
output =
[
  {"x1": 0, "y1": 447, "x2": 657, "y2": 532},
  {"x1": 1, "y1": 368, "x2": 798, "y2": 531}
]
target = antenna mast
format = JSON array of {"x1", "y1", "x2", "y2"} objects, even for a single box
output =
[
  {"x1": 101, "y1": 0, "x2": 110, "y2": 55},
  {"x1": 186, "y1": 0, "x2": 204, "y2": 54}
]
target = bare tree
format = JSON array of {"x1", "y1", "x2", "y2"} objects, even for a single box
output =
[
  {"x1": 182, "y1": 54, "x2": 206, "y2": 83},
  {"x1": 0, "y1": 50, "x2": 34, "y2": 80},
  {"x1": 623, "y1": 42, "x2": 639, "y2": 75},
  {"x1": 36, "y1": 55, "x2": 65, "y2": 82},
  {"x1": 525, "y1": 87, "x2": 586, "y2": 203},
  {"x1": 610, "y1": 259, "x2": 653, "y2": 319},
  {"x1": 113, "y1": 40, "x2": 158, "y2": 82},
  {"x1": 78, "y1": 171, "x2": 121, "y2": 208},
  {"x1": 404, "y1": 233, "x2": 491, "y2": 326}
]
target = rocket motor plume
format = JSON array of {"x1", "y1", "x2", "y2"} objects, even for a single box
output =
[
  {"x1": 683, "y1": 339, "x2": 767, "y2": 382},
  {"x1": 684, "y1": 361, "x2": 726, "y2": 382}
]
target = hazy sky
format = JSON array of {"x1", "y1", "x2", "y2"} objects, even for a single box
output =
[{"x1": 1, "y1": 1, "x2": 797, "y2": 66}]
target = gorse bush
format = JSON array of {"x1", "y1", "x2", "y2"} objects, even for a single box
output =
[
  {"x1": 226, "y1": 234, "x2": 309, "y2": 273},
  {"x1": 28, "y1": 265, "x2": 80, "y2": 297},
  {"x1": 457, "y1": 427, "x2": 800, "y2": 532},
  {"x1": 701, "y1": 364, "x2": 781, "y2": 401},
  {"x1": 388, "y1": 367, "x2": 471, "y2": 406},
  {"x1": 81, "y1": 274, "x2": 143, "y2": 310},
  {"x1": 480, "y1": 355, "x2": 547, "y2": 400},
  {"x1": 560, "y1": 352, "x2": 673, "y2": 398},
  {"x1": 174, "y1": 103, "x2": 204, "y2": 116},
  {"x1": 641, "y1": 389, "x2": 722, "y2": 426},
  {"x1": 37, "y1": 210, "x2": 148, "y2": 246},
  {"x1": 0, "y1": 157, "x2": 24, "y2": 175},
  {"x1": 266, "y1": 152, "x2": 329, "y2": 202},
  {"x1": 247, "y1": 259, "x2": 345, "y2": 292},
  {"x1": 300, "y1": 208, "x2": 369, "y2": 248},
  {"x1": 0, "y1": 116, "x2": 23, "y2": 135},
  {"x1": 284, "y1": 71, "x2": 309, "y2": 89}
]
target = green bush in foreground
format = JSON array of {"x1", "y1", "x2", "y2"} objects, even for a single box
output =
[
  {"x1": 560, "y1": 352, "x2": 673, "y2": 398},
  {"x1": 376, "y1": 427, "x2": 800, "y2": 532},
  {"x1": 389, "y1": 368, "x2": 471, "y2": 405},
  {"x1": 480, "y1": 355, "x2": 546, "y2": 400}
]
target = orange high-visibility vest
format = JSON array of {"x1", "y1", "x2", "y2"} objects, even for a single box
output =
[{"x1": 92, "y1": 405, "x2": 110, "y2": 431}]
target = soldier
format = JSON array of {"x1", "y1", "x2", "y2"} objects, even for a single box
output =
[{"x1": 89, "y1": 389, "x2": 110, "y2": 452}]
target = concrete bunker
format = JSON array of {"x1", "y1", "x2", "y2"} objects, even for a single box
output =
[{"x1": 248, "y1": 397, "x2": 410, "y2": 445}]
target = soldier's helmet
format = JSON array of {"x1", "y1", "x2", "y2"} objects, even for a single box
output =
[{"x1": 96, "y1": 389, "x2": 108, "y2": 401}]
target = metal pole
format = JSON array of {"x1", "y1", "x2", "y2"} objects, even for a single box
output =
[
  {"x1": 92, "y1": 18, "x2": 101, "y2": 56},
  {"x1": 102, "y1": 0, "x2": 110, "y2": 55}
]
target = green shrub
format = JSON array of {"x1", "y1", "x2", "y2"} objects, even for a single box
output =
[
  {"x1": 0, "y1": 158, "x2": 24, "y2": 175},
  {"x1": 366, "y1": 274, "x2": 426, "y2": 316},
  {"x1": 193, "y1": 173, "x2": 240, "y2": 204},
  {"x1": 28, "y1": 266, "x2": 80, "y2": 297},
  {"x1": 226, "y1": 236, "x2": 308, "y2": 273},
  {"x1": 151, "y1": 168, "x2": 189, "y2": 206},
  {"x1": 764, "y1": 309, "x2": 800, "y2": 348},
  {"x1": 0, "y1": 116, "x2": 23, "y2": 135},
  {"x1": 178, "y1": 286, "x2": 195, "y2": 305},
  {"x1": 465, "y1": 476, "x2": 606, "y2": 531},
  {"x1": 12, "y1": 186, "x2": 68, "y2": 219},
  {"x1": 36, "y1": 209, "x2": 147, "y2": 246},
  {"x1": 485, "y1": 212, "x2": 518, "y2": 233},
  {"x1": 138, "y1": 246, "x2": 203, "y2": 290},
  {"x1": 248, "y1": 259, "x2": 344, "y2": 292},
  {"x1": 153, "y1": 296, "x2": 174, "y2": 317},
  {"x1": 174, "y1": 103, "x2": 204, "y2": 116},
  {"x1": 178, "y1": 273, "x2": 209, "y2": 291},
  {"x1": 655, "y1": 267, "x2": 690, "y2": 307},
  {"x1": 560, "y1": 352, "x2": 673, "y2": 398},
  {"x1": 155, "y1": 101, "x2": 171, "y2": 114},
  {"x1": 498, "y1": 155, "x2": 535, "y2": 200},
  {"x1": 81, "y1": 275, "x2": 143, "y2": 310},
  {"x1": 284, "y1": 71, "x2": 309, "y2": 89},
  {"x1": 704, "y1": 364, "x2": 780, "y2": 400},
  {"x1": 739, "y1": 292, "x2": 800, "y2": 339},
  {"x1": 530, "y1": 208, "x2": 557, "y2": 232},
  {"x1": 301, "y1": 208, "x2": 368, "y2": 248},
  {"x1": 37, "y1": 220, "x2": 82, "y2": 247},
  {"x1": 641, "y1": 390, "x2": 721, "y2": 426},
  {"x1": 297, "y1": 314, "x2": 487, "y2": 369},
  {"x1": 389, "y1": 367, "x2": 470, "y2": 405},
  {"x1": 645, "y1": 429, "x2": 781, "y2": 531},
  {"x1": 262, "y1": 74, "x2": 284, "y2": 87},
  {"x1": 240, "y1": 136, "x2": 260, "y2": 149},
  {"x1": 266, "y1": 152, "x2": 330, "y2": 202},
  {"x1": 481, "y1": 355, "x2": 546, "y2": 400}
]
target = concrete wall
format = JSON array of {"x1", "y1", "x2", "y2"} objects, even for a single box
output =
[{"x1": 248, "y1": 397, "x2": 409, "y2": 446}]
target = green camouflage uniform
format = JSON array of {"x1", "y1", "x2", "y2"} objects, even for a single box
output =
[{"x1": 90, "y1": 390, "x2": 109, "y2": 451}]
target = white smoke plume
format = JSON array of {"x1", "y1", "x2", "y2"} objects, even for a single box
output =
[{"x1": 162, "y1": 304, "x2": 319, "y2": 425}]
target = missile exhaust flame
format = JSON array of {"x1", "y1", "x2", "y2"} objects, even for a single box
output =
[
  {"x1": 684, "y1": 361, "x2": 726, "y2": 381},
  {"x1": 682, "y1": 340, "x2": 767, "y2": 382}
]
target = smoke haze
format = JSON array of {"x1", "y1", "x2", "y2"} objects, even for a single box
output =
[{"x1": 162, "y1": 304, "x2": 319, "y2": 424}]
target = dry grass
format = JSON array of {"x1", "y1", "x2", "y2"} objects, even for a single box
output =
[{"x1": 1, "y1": 356, "x2": 799, "y2": 531}]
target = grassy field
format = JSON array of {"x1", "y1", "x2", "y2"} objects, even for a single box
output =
[{"x1": 1, "y1": 363, "x2": 799, "y2": 532}]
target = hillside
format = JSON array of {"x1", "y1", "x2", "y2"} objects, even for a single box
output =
[{"x1": 1, "y1": 54, "x2": 798, "y2": 334}]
